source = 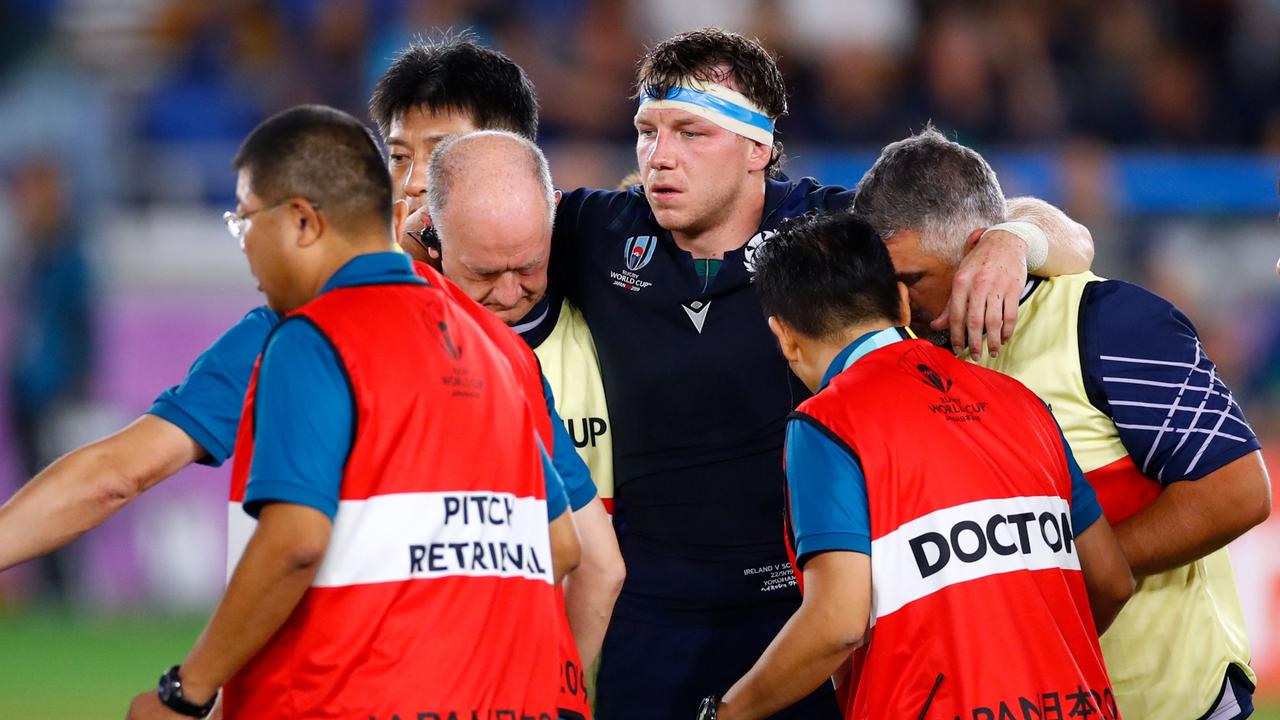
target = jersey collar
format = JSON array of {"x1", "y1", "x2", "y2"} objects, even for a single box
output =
[
  {"x1": 513, "y1": 291, "x2": 563, "y2": 350},
  {"x1": 320, "y1": 252, "x2": 425, "y2": 294},
  {"x1": 819, "y1": 326, "x2": 913, "y2": 390}
]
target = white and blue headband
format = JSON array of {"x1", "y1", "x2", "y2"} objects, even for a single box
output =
[{"x1": 639, "y1": 80, "x2": 775, "y2": 146}]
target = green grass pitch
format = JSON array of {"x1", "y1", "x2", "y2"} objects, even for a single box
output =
[{"x1": 0, "y1": 609, "x2": 1276, "y2": 719}]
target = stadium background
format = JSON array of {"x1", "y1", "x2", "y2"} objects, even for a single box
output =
[{"x1": 0, "y1": 1, "x2": 1277, "y2": 717}]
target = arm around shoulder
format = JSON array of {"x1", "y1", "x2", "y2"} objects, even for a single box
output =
[
  {"x1": 1115, "y1": 450, "x2": 1271, "y2": 577},
  {"x1": 1006, "y1": 196, "x2": 1094, "y2": 276}
]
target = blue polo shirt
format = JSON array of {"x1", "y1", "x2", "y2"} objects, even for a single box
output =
[
  {"x1": 541, "y1": 374, "x2": 598, "y2": 511},
  {"x1": 785, "y1": 327, "x2": 1103, "y2": 568},
  {"x1": 148, "y1": 252, "x2": 569, "y2": 520}
]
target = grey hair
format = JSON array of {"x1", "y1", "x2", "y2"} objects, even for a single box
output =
[
  {"x1": 426, "y1": 130, "x2": 556, "y2": 227},
  {"x1": 852, "y1": 125, "x2": 1006, "y2": 265}
]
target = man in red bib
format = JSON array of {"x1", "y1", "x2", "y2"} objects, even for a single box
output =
[
  {"x1": 126, "y1": 105, "x2": 561, "y2": 720},
  {"x1": 702, "y1": 213, "x2": 1134, "y2": 720}
]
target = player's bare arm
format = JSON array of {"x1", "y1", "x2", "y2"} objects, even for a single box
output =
[
  {"x1": 941, "y1": 198, "x2": 1095, "y2": 358},
  {"x1": 549, "y1": 507, "x2": 582, "y2": 585},
  {"x1": 715, "y1": 552, "x2": 871, "y2": 720},
  {"x1": 0, "y1": 414, "x2": 203, "y2": 572},
  {"x1": 1073, "y1": 516, "x2": 1135, "y2": 634},
  {"x1": 126, "y1": 502, "x2": 332, "y2": 719},
  {"x1": 1006, "y1": 196, "x2": 1095, "y2": 275},
  {"x1": 563, "y1": 496, "x2": 625, "y2": 667},
  {"x1": 1113, "y1": 451, "x2": 1271, "y2": 577}
]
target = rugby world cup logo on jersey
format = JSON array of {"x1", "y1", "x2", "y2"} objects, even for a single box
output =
[
  {"x1": 438, "y1": 321, "x2": 462, "y2": 360},
  {"x1": 897, "y1": 346, "x2": 990, "y2": 422},
  {"x1": 898, "y1": 346, "x2": 952, "y2": 393},
  {"x1": 625, "y1": 234, "x2": 657, "y2": 271},
  {"x1": 611, "y1": 235, "x2": 656, "y2": 292}
]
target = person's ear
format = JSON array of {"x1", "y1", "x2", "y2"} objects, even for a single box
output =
[
  {"x1": 768, "y1": 316, "x2": 801, "y2": 364},
  {"x1": 554, "y1": 189, "x2": 563, "y2": 207},
  {"x1": 746, "y1": 139, "x2": 772, "y2": 173},
  {"x1": 294, "y1": 198, "x2": 325, "y2": 248},
  {"x1": 392, "y1": 198, "x2": 409, "y2": 240},
  {"x1": 896, "y1": 281, "x2": 911, "y2": 327},
  {"x1": 963, "y1": 227, "x2": 986, "y2": 256}
]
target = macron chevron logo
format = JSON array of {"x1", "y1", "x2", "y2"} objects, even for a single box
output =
[{"x1": 682, "y1": 300, "x2": 711, "y2": 334}]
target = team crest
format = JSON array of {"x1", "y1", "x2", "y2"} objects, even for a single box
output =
[
  {"x1": 743, "y1": 230, "x2": 775, "y2": 274},
  {"x1": 624, "y1": 235, "x2": 658, "y2": 272}
]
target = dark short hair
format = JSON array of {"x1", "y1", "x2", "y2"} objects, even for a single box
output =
[
  {"x1": 753, "y1": 212, "x2": 901, "y2": 339},
  {"x1": 852, "y1": 124, "x2": 1005, "y2": 264},
  {"x1": 634, "y1": 28, "x2": 787, "y2": 175},
  {"x1": 233, "y1": 104, "x2": 392, "y2": 237},
  {"x1": 369, "y1": 33, "x2": 539, "y2": 140}
]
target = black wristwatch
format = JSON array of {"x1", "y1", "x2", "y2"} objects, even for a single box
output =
[
  {"x1": 157, "y1": 665, "x2": 218, "y2": 718},
  {"x1": 696, "y1": 695, "x2": 719, "y2": 720}
]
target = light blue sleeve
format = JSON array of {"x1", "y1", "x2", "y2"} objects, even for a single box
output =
[
  {"x1": 147, "y1": 306, "x2": 280, "y2": 466},
  {"x1": 1060, "y1": 425, "x2": 1103, "y2": 534},
  {"x1": 785, "y1": 417, "x2": 871, "y2": 567},
  {"x1": 242, "y1": 318, "x2": 352, "y2": 520},
  {"x1": 542, "y1": 375, "x2": 597, "y2": 511},
  {"x1": 541, "y1": 437, "x2": 570, "y2": 521}
]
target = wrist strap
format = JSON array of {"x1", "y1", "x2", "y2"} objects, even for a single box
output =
[
  {"x1": 984, "y1": 221, "x2": 1048, "y2": 272},
  {"x1": 157, "y1": 665, "x2": 217, "y2": 718}
]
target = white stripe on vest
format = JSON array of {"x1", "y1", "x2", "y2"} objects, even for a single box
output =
[
  {"x1": 871, "y1": 495, "x2": 1080, "y2": 621},
  {"x1": 226, "y1": 491, "x2": 553, "y2": 587}
]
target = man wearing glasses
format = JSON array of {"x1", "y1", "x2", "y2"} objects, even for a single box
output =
[
  {"x1": 0, "y1": 36, "x2": 596, "y2": 585},
  {"x1": 123, "y1": 104, "x2": 564, "y2": 720}
]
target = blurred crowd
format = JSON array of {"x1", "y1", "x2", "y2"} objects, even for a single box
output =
[{"x1": 7, "y1": 0, "x2": 1280, "y2": 154}]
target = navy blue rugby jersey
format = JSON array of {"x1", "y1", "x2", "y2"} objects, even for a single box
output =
[{"x1": 551, "y1": 176, "x2": 853, "y2": 549}]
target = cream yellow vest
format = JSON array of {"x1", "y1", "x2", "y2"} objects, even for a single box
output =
[
  {"x1": 975, "y1": 272, "x2": 1254, "y2": 720},
  {"x1": 533, "y1": 298, "x2": 614, "y2": 505}
]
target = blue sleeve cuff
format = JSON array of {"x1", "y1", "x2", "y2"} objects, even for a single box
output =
[
  {"x1": 146, "y1": 400, "x2": 231, "y2": 467},
  {"x1": 547, "y1": 484, "x2": 569, "y2": 521},
  {"x1": 539, "y1": 440, "x2": 570, "y2": 520},
  {"x1": 1055, "y1": 416, "x2": 1104, "y2": 534},
  {"x1": 243, "y1": 479, "x2": 339, "y2": 520},
  {"x1": 566, "y1": 478, "x2": 596, "y2": 512},
  {"x1": 796, "y1": 531, "x2": 871, "y2": 569},
  {"x1": 244, "y1": 318, "x2": 351, "y2": 520},
  {"x1": 785, "y1": 415, "x2": 872, "y2": 563},
  {"x1": 1173, "y1": 437, "x2": 1261, "y2": 482},
  {"x1": 543, "y1": 375, "x2": 597, "y2": 512}
]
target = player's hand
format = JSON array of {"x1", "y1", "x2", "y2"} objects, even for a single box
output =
[
  {"x1": 936, "y1": 228, "x2": 1027, "y2": 358},
  {"x1": 125, "y1": 691, "x2": 186, "y2": 719}
]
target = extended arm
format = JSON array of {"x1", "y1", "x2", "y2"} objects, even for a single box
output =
[
  {"x1": 126, "y1": 503, "x2": 332, "y2": 717},
  {"x1": 0, "y1": 415, "x2": 202, "y2": 571},
  {"x1": 718, "y1": 552, "x2": 870, "y2": 720},
  {"x1": 563, "y1": 496, "x2": 625, "y2": 667}
]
